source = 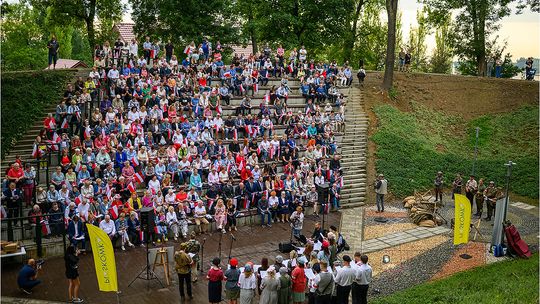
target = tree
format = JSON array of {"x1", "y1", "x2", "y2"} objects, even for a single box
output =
[
  {"x1": 423, "y1": 0, "x2": 536, "y2": 76},
  {"x1": 31, "y1": 0, "x2": 123, "y2": 55},
  {"x1": 382, "y1": 0, "x2": 398, "y2": 90},
  {"x1": 342, "y1": 0, "x2": 370, "y2": 63},
  {"x1": 130, "y1": 0, "x2": 238, "y2": 48},
  {"x1": 429, "y1": 15, "x2": 453, "y2": 74},
  {"x1": 1, "y1": 3, "x2": 48, "y2": 70},
  {"x1": 407, "y1": 9, "x2": 431, "y2": 72}
]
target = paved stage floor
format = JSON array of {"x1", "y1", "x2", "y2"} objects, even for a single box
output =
[{"x1": 2, "y1": 212, "x2": 342, "y2": 304}]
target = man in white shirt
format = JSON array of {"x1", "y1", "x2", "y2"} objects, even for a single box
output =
[
  {"x1": 99, "y1": 215, "x2": 116, "y2": 240},
  {"x1": 352, "y1": 253, "x2": 372, "y2": 304},
  {"x1": 76, "y1": 198, "x2": 90, "y2": 222},
  {"x1": 208, "y1": 168, "x2": 220, "y2": 187},
  {"x1": 193, "y1": 201, "x2": 209, "y2": 234},
  {"x1": 333, "y1": 255, "x2": 356, "y2": 304},
  {"x1": 107, "y1": 65, "x2": 120, "y2": 85}
]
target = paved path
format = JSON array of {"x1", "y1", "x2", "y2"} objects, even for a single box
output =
[
  {"x1": 0, "y1": 297, "x2": 64, "y2": 304},
  {"x1": 510, "y1": 201, "x2": 536, "y2": 210},
  {"x1": 361, "y1": 226, "x2": 451, "y2": 253},
  {"x1": 339, "y1": 207, "x2": 364, "y2": 254}
]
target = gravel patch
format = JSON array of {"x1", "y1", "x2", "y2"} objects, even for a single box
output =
[
  {"x1": 369, "y1": 237, "x2": 455, "y2": 297},
  {"x1": 363, "y1": 223, "x2": 419, "y2": 240}
]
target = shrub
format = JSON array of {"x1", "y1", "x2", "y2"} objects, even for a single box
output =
[{"x1": 1, "y1": 70, "x2": 75, "y2": 158}]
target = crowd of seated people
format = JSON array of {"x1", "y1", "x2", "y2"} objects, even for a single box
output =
[{"x1": 2, "y1": 38, "x2": 350, "y2": 251}]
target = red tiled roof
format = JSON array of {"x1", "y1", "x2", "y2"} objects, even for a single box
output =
[
  {"x1": 114, "y1": 23, "x2": 135, "y2": 43},
  {"x1": 44, "y1": 59, "x2": 88, "y2": 69}
]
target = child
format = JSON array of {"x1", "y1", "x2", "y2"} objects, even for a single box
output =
[{"x1": 156, "y1": 210, "x2": 168, "y2": 242}]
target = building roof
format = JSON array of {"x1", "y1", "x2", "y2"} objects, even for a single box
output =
[
  {"x1": 231, "y1": 44, "x2": 254, "y2": 58},
  {"x1": 113, "y1": 23, "x2": 136, "y2": 43},
  {"x1": 46, "y1": 59, "x2": 88, "y2": 69}
]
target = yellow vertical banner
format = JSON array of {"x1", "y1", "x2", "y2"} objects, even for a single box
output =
[
  {"x1": 453, "y1": 194, "x2": 472, "y2": 245},
  {"x1": 86, "y1": 223, "x2": 118, "y2": 292}
]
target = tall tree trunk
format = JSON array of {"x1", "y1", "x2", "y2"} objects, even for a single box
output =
[
  {"x1": 343, "y1": 0, "x2": 365, "y2": 64},
  {"x1": 85, "y1": 0, "x2": 96, "y2": 60},
  {"x1": 382, "y1": 0, "x2": 398, "y2": 90},
  {"x1": 477, "y1": 0, "x2": 487, "y2": 76},
  {"x1": 251, "y1": 31, "x2": 258, "y2": 54}
]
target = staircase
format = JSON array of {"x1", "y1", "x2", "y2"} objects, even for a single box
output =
[
  {"x1": 339, "y1": 81, "x2": 368, "y2": 208},
  {"x1": 1, "y1": 69, "x2": 89, "y2": 171}
]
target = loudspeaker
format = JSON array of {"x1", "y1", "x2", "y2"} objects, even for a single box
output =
[
  {"x1": 279, "y1": 242, "x2": 295, "y2": 253},
  {"x1": 317, "y1": 183, "x2": 330, "y2": 205},
  {"x1": 139, "y1": 206, "x2": 155, "y2": 233}
]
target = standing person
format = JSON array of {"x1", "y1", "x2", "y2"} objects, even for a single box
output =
[
  {"x1": 465, "y1": 175, "x2": 478, "y2": 206},
  {"x1": 486, "y1": 56, "x2": 494, "y2": 77},
  {"x1": 185, "y1": 232, "x2": 201, "y2": 283},
  {"x1": 474, "y1": 178, "x2": 486, "y2": 217},
  {"x1": 452, "y1": 173, "x2": 463, "y2": 199},
  {"x1": 352, "y1": 254, "x2": 372, "y2": 304},
  {"x1": 207, "y1": 257, "x2": 225, "y2": 304},
  {"x1": 484, "y1": 181, "x2": 498, "y2": 221},
  {"x1": 291, "y1": 256, "x2": 307, "y2": 304},
  {"x1": 495, "y1": 58, "x2": 503, "y2": 78},
  {"x1": 47, "y1": 35, "x2": 60, "y2": 69},
  {"x1": 239, "y1": 264, "x2": 257, "y2": 304},
  {"x1": 290, "y1": 206, "x2": 304, "y2": 237},
  {"x1": 165, "y1": 40, "x2": 174, "y2": 63},
  {"x1": 259, "y1": 266, "x2": 280, "y2": 304},
  {"x1": 277, "y1": 267, "x2": 291, "y2": 304},
  {"x1": 374, "y1": 173, "x2": 387, "y2": 213},
  {"x1": 65, "y1": 245, "x2": 83, "y2": 303},
  {"x1": 404, "y1": 51, "x2": 412, "y2": 72},
  {"x1": 313, "y1": 261, "x2": 334, "y2": 304},
  {"x1": 398, "y1": 49, "x2": 405, "y2": 72},
  {"x1": 175, "y1": 243, "x2": 193, "y2": 301},
  {"x1": 333, "y1": 255, "x2": 355, "y2": 304},
  {"x1": 434, "y1": 171, "x2": 444, "y2": 202},
  {"x1": 224, "y1": 258, "x2": 241, "y2": 304}
]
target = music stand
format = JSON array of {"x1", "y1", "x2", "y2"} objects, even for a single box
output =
[
  {"x1": 317, "y1": 183, "x2": 330, "y2": 230},
  {"x1": 128, "y1": 228, "x2": 164, "y2": 289}
]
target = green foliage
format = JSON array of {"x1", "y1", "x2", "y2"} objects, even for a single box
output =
[
  {"x1": 429, "y1": 15, "x2": 453, "y2": 74},
  {"x1": 388, "y1": 87, "x2": 399, "y2": 100},
  {"x1": 459, "y1": 52, "x2": 521, "y2": 78},
  {"x1": 372, "y1": 103, "x2": 539, "y2": 198},
  {"x1": 406, "y1": 9, "x2": 431, "y2": 72},
  {"x1": 1, "y1": 3, "x2": 48, "y2": 71},
  {"x1": 0, "y1": 70, "x2": 75, "y2": 158},
  {"x1": 371, "y1": 253, "x2": 539, "y2": 304},
  {"x1": 130, "y1": 0, "x2": 239, "y2": 48}
]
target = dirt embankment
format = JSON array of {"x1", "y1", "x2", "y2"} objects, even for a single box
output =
[{"x1": 359, "y1": 71, "x2": 539, "y2": 203}]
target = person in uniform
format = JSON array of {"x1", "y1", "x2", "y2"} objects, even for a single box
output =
[
  {"x1": 434, "y1": 171, "x2": 444, "y2": 202},
  {"x1": 374, "y1": 173, "x2": 388, "y2": 213},
  {"x1": 483, "y1": 181, "x2": 498, "y2": 221},
  {"x1": 184, "y1": 232, "x2": 201, "y2": 283},
  {"x1": 175, "y1": 243, "x2": 194, "y2": 300},
  {"x1": 465, "y1": 175, "x2": 477, "y2": 206},
  {"x1": 452, "y1": 173, "x2": 463, "y2": 199},
  {"x1": 474, "y1": 178, "x2": 486, "y2": 217}
]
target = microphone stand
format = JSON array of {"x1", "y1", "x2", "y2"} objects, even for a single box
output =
[
  {"x1": 200, "y1": 238, "x2": 207, "y2": 274},
  {"x1": 218, "y1": 231, "x2": 224, "y2": 260},
  {"x1": 228, "y1": 234, "x2": 236, "y2": 264}
]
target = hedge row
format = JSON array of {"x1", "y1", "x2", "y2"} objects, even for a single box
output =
[{"x1": 1, "y1": 70, "x2": 75, "y2": 159}]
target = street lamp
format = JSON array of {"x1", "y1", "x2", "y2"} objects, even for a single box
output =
[{"x1": 502, "y1": 161, "x2": 516, "y2": 222}]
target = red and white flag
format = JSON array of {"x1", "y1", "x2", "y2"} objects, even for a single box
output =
[
  {"x1": 264, "y1": 93, "x2": 270, "y2": 103},
  {"x1": 207, "y1": 199, "x2": 215, "y2": 210},
  {"x1": 134, "y1": 171, "x2": 144, "y2": 184},
  {"x1": 253, "y1": 83, "x2": 258, "y2": 93},
  {"x1": 223, "y1": 71, "x2": 232, "y2": 78},
  {"x1": 32, "y1": 144, "x2": 40, "y2": 158},
  {"x1": 109, "y1": 205, "x2": 119, "y2": 219},
  {"x1": 128, "y1": 182, "x2": 136, "y2": 193},
  {"x1": 184, "y1": 46, "x2": 190, "y2": 55},
  {"x1": 61, "y1": 118, "x2": 69, "y2": 129},
  {"x1": 74, "y1": 161, "x2": 82, "y2": 172},
  {"x1": 233, "y1": 129, "x2": 238, "y2": 141},
  {"x1": 75, "y1": 111, "x2": 81, "y2": 121},
  {"x1": 83, "y1": 126, "x2": 91, "y2": 139},
  {"x1": 48, "y1": 120, "x2": 56, "y2": 129},
  {"x1": 131, "y1": 156, "x2": 139, "y2": 167},
  {"x1": 126, "y1": 139, "x2": 132, "y2": 149}
]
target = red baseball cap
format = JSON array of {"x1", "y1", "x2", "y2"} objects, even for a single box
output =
[{"x1": 230, "y1": 258, "x2": 238, "y2": 267}]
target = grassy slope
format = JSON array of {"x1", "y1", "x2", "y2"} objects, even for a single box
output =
[
  {"x1": 1, "y1": 70, "x2": 75, "y2": 158},
  {"x1": 371, "y1": 103, "x2": 539, "y2": 199},
  {"x1": 371, "y1": 254, "x2": 539, "y2": 304}
]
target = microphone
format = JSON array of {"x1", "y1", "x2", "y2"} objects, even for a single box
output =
[{"x1": 231, "y1": 234, "x2": 236, "y2": 241}]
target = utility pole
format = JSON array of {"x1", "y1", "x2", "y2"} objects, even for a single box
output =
[{"x1": 503, "y1": 161, "x2": 516, "y2": 222}]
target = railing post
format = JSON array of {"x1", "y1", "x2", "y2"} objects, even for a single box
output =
[
  {"x1": 35, "y1": 160, "x2": 41, "y2": 185},
  {"x1": 45, "y1": 160, "x2": 50, "y2": 186},
  {"x1": 62, "y1": 217, "x2": 67, "y2": 253},
  {"x1": 7, "y1": 218, "x2": 14, "y2": 242},
  {"x1": 57, "y1": 144, "x2": 61, "y2": 164},
  {"x1": 35, "y1": 216, "x2": 43, "y2": 257}
]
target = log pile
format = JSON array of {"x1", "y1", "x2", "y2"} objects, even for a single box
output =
[{"x1": 402, "y1": 190, "x2": 444, "y2": 228}]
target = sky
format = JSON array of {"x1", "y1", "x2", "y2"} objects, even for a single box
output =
[{"x1": 398, "y1": 2, "x2": 540, "y2": 60}]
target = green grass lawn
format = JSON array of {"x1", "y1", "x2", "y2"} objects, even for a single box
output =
[
  {"x1": 371, "y1": 254, "x2": 539, "y2": 304},
  {"x1": 371, "y1": 103, "x2": 539, "y2": 199}
]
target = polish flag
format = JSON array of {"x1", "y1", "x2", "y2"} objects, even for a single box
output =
[
  {"x1": 264, "y1": 93, "x2": 270, "y2": 103},
  {"x1": 128, "y1": 182, "x2": 136, "y2": 193},
  {"x1": 131, "y1": 156, "x2": 139, "y2": 167},
  {"x1": 83, "y1": 126, "x2": 91, "y2": 139},
  {"x1": 32, "y1": 144, "x2": 40, "y2": 158},
  {"x1": 74, "y1": 194, "x2": 83, "y2": 205},
  {"x1": 223, "y1": 71, "x2": 232, "y2": 78},
  {"x1": 61, "y1": 118, "x2": 69, "y2": 129},
  {"x1": 184, "y1": 46, "x2": 190, "y2": 55},
  {"x1": 288, "y1": 65, "x2": 294, "y2": 73},
  {"x1": 51, "y1": 133, "x2": 61, "y2": 151},
  {"x1": 207, "y1": 199, "x2": 215, "y2": 210},
  {"x1": 327, "y1": 169, "x2": 333, "y2": 180},
  {"x1": 74, "y1": 161, "x2": 82, "y2": 172},
  {"x1": 48, "y1": 120, "x2": 56, "y2": 129},
  {"x1": 216, "y1": 105, "x2": 222, "y2": 115},
  {"x1": 243, "y1": 197, "x2": 249, "y2": 209},
  {"x1": 168, "y1": 129, "x2": 172, "y2": 140},
  {"x1": 269, "y1": 146, "x2": 274, "y2": 159},
  {"x1": 40, "y1": 219, "x2": 51, "y2": 236},
  {"x1": 253, "y1": 83, "x2": 258, "y2": 93},
  {"x1": 126, "y1": 139, "x2": 132, "y2": 149},
  {"x1": 257, "y1": 146, "x2": 261, "y2": 155},
  {"x1": 233, "y1": 129, "x2": 238, "y2": 140},
  {"x1": 109, "y1": 205, "x2": 119, "y2": 219},
  {"x1": 75, "y1": 111, "x2": 81, "y2": 121},
  {"x1": 239, "y1": 84, "x2": 245, "y2": 94},
  {"x1": 134, "y1": 171, "x2": 144, "y2": 184}
]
